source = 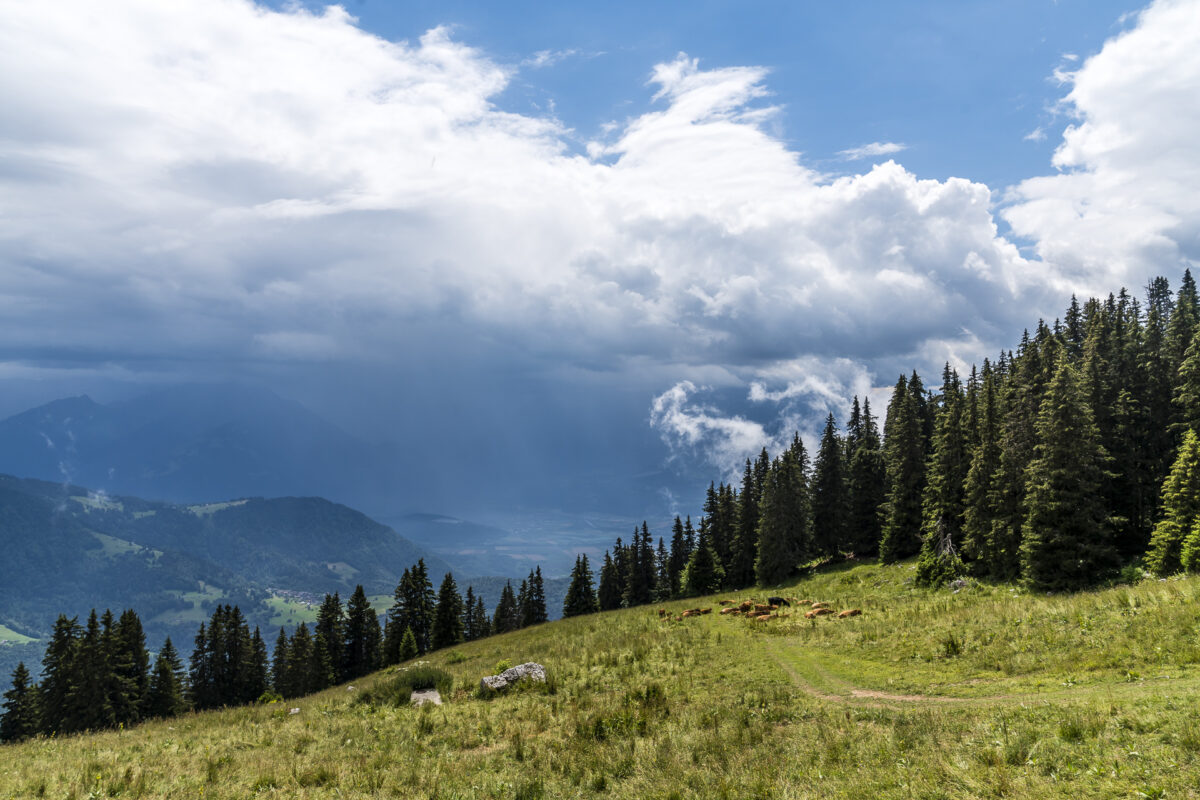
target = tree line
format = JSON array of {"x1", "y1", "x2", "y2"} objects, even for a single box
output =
[
  {"x1": 556, "y1": 269, "x2": 1200, "y2": 619},
  {"x1": 1, "y1": 560, "x2": 552, "y2": 742}
]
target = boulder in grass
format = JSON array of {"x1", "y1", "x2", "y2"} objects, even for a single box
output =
[{"x1": 479, "y1": 662, "x2": 546, "y2": 693}]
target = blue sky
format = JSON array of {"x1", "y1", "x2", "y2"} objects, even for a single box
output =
[
  {"x1": 275, "y1": 0, "x2": 1141, "y2": 190},
  {"x1": 0, "y1": 0, "x2": 1197, "y2": 519}
]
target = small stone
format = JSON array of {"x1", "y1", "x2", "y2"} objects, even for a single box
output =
[{"x1": 289, "y1": 707, "x2": 300, "y2": 715}]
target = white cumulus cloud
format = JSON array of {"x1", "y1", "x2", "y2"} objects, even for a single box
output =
[{"x1": 838, "y1": 142, "x2": 907, "y2": 160}]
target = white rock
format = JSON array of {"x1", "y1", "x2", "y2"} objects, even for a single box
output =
[
  {"x1": 479, "y1": 662, "x2": 546, "y2": 693},
  {"x1": 288, "y1": 707, "x2": 300, "y2": 715}
]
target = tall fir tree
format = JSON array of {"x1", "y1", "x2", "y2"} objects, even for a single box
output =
[
  {"x1": 314, "y1": 593, "x2": 345, "y2": 688},
  {"x1": 38, "y1": 614, "x2": 80, "y2": 735},
  {"x1": 961, "y1": 360, "x2": 1003, "y2": 574},
  {"x1": 755, "y1": 434, "x2": 811, "y2": 585},
  {"x1": 1147, "y1": 429, "x2": 1200, "y2": 574},
  {"x1": 492, "y1": 581, "x2": 520, "y2": 634},
  {"x1": 598, "y1": 550, "x2": 624, "y2": 611},
  {"x1": 1021, "y1": 356, "x2": 1118, "y2": 590},
  {"x1": 271, "y1": 628, "x2": 289, "y2": 695},
  {"x1": 846, "y1": 399, "x2": 886, "y2": 558},
  {"x1": 462, "y1": 586, "x2": 480, "y2": 642},
  {"x1": 880, "y1": 374, "x2": 927, "y2": 562},
  {"x1": 431, "y1": 572, "x2": 464, "y2": 650},
  {"x1": 344, "y1": 584, "x2": 382, "y2": 680},
  {"x1": 144, "y1": 638, "x2": 187, "y2": 719},
  {"x1": 562, "y1": 554, "x2": 599, "y2": 617},
  {"x1": 811, "y1": 413, "x2": 848, "y2": 560},
  {"x1": 0, "y1": 663, "x2": 40, "y2": 742},
  {"x1": 915, "y1": 366, "x2": 969, "y2": 586},
  {"x1": 654, "y1": 537, "x2": 671, "y2": 601},
  {"x1": 667, "y1": 517, "x2": 688, "y2": 598}
]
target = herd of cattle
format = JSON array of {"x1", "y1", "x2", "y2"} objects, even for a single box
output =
[{"x1": 657, "y1": 597, "x2": 862, "y2": 623}]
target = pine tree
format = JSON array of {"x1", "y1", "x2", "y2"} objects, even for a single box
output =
[
  {"x1": 526, "y1": 567, "x2": 548, "y2": 625},
  {"x1": 38, "y1": 614, "x2": 80, "y2": 735},
  {"x1": 463, "y1": 586, "x2": 480, "y2": 642},
  {"x1": 145, "y1": 638, "x2": 187, "y2": 719},
  {"x1": 880, "y1": 373, "x2": 927, "y2": 563},
  {"x1": 492, "y1": 581, "x2": 520, "y2": 634},
  {"x1": 471, "y1": 597, "x2": 489, "y2": 640},
  {"x1": 0, "y1": 663, "x2": 40, "y2": 742},
  {"x1": 1147, "y1": 430, "x2": 1200, "y2": 574},
  {"x1": 271, "y1": 628, "x2": 289, "y2": 695},
  {"x1": 667, "y1": 517, "x2": 688, "y2": 598},
  {"x1": 915, "y1": 367, "x2": 969, "y2": 587},
  {"x1": 683, "y1": 527, "x2": 724, "y2": 596},
  {"x1": 410, "y1": 560, "x2": 436, "y2": 654},
  {"x1": 755, "y1": 435, "x2": 811, "y2": 585},
  {"x1": 431, "y1": 572, "x2": 464, "y2": 650},
  {"x1": 283, "y1": 623, "x2": 315, "y2": 698},
  {"x1": 961, "y1": 360, "x2": 1003, "y2": 573},
  {"x1": 247, "y1": 627, "x2": 269, "y2": 701},
  {"x1": 1021, "y1": 356, "x2": 1118, "y2": 590},
  {"x1": 624, "y1": 523, "x2": 655, "y2": 607},
  {"x1": 846, "y1": 399, "x2": 886, "y2": 558},
  {"x1": 598, "y1": 551, "x2": 623, "y2": 611},
  {"x1": 811, "y1": 413, "x2": 848, "y2": 560},
  {"x1": 70, "y1": 609, "x2": 115, "y2": 732},
  {"x1": 399, "y1": 627, "x2": 419, "y2": 662},
  {"x1": 562, "y1": 554, "x2": 599, "y2": 617},
  {"x1": 314, "y1": 593, "x2": 345, "y2": 685},
  {"x1": 109, "y1": 609, "x2": 149, "y2": 725},
  {"x1": 654, "y1": 537, "x2": 671, "y2": 600},
  {"x1": 610, "y1": 536, "x2": 630, "y2": 606},
  {"x1": 1175, "y1": 327, "x2": 1200, "y2": 433},
  {"x1": 344, "y1": 585, "x2": 382, "y2": 679},
  {"x1": 516, "y1": 579, "x2": 530, "y2": 628}
]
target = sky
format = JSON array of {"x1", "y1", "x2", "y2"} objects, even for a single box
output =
[{"x1": 1, "y1": 0, "x2": 1199, "y2": 518}]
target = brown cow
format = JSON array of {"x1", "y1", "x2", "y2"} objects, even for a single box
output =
[
  {"x1": 657, "y1": 608, "x2": 667, "y2": 617},
  {"x1": 753, "y1": 604, "x2": 771, "y2": 614},
  {"x1": 718, "y1": 600, "x2": 733, "y2": 606},
  {"x1": 837, "y1": 609, "x2": 862, "y2": 618},
  {"x1": 720, "y1": 607, "x2": 737, "y2": 615},
  {"x1": 700, "y1": 608, "x2": 712, "y2": 614},
  {"x1": 738, "y1": 601, "x2": 754, "y2": 613},
  {"x1": 811, "y1": 602, "x2": 829, "y2": 609}
]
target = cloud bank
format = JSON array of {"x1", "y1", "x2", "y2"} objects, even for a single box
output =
[{"x1": 0, "y1": 0, "x2": 1197, "y2": 481}]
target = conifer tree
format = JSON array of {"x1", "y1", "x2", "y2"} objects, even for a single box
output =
[
  {"x1": 344, "y1": 584, "x2": 382, "y2": 679},
  {"x1": 683, "y1": 526, "x2": 724, "y2": 596},
  {"x1": 598, "y1": 551, "x2": 623, "y2": 611},
  {"x1": 667, "y1": 517, "x2": 688, "y2": 597},
  {"x1": 961, "y1": 360, "x2": 1002, "y2": 572},
  {"x1": 283, "y1": 623, "x2": 315, "y2": 698},
  {"x1": 145, "y1": 638, "x2": 187, "y2": 719},
  {"x1": 492, "y1": 581, "x2": 520, "y2": 634},
  {"x1": 915, "y1": 367, "x2": 969, "y2": 586},
  {"x1": 846, "y1": 399, "x2": 886, "y2": 558},
  {"x1": 654, "y1": 537, "x2": 671, "y2": 600},
  {"x1": 0, "y1": 663, "x2": 40, "y2": 742},
  {"x1": 247, "y1": 627, "x2": 269, "y2": 701},
  {"x1": 70, "y1": 609, "x2": 115, "y2": 732},
  {"x1": 1021, "y1": 356, "x2": 1118, "y2": 590},
  {"x1": 526, "y1": 567, "x2": 548, "y2": 625},
  {"x1": 399, "y1": 627, "x2": 419, "y2": 662},
  {"x1": 562, "y1": 554, "x2": 599, "y2": 617},
  {"x1": 314, "y1": 593, "x2": 344, "y2": 687},
  {"x1": 811, "y1": 413, "x2": 848, "y2": 559},
  {"x1": 624, "y1": 523, "x2": 655, "y2": 607},
  {"x1": 109, "y1": 609, "x2": 149, "y2": 725},
  {"x1": 755, "y1": 435, "x2": 811, "y2": 585},
  {"x1": 880, "y1": 374, "x2": 926, "y2": 562},
  {"x1": 398, "y1": 628, "x2": 417, "y2": 662},
  {"x1": 432, "y1": 572, "x2": 464, "y2": 650},
  {"x1": 516, "y1": 579, "x2": 530, "y2": 627},
  {"x1": 471, "y1": 596, "x2": 490, "y2": 639},
  {"x1": 1175, "y1": 327, "x2": 1200, "y2": 433},
  {"x1": 410, "y1": 560, "x2": 436, "y2": 654},
  {"x1": 38, "y1": 614, "x2": 80, "y2": 735},
  {"x1": 271, "y1": 628, "x2": 289, "y2": 694},
  {"x1": 1167, "y1": 269, "x2": 1199, "y2": 375},
  {"x1": 1147, "y1": 429, "x2": 1200, "y2": 574},
  {"x1": 463, "y1": 586, "x2": 480, "y2": 642}
]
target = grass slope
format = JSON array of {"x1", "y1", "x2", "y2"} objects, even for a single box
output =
[{"x1": 5, "y1": 560, "x2": 1200, "y2": 799}]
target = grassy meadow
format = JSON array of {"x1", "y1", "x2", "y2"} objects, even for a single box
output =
[{"x1": 6, "y1": 559, "x2": 1200, "y2": 798}]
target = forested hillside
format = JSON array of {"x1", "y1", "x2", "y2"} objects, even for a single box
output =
[{"x1": 591, "y1": 270, "x2": 1200, "y2": 608}]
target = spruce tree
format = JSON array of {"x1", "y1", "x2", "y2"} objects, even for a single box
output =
[
  {"x1": 880, "y1": 374, "x2": 926, "y2": 563},
  {"x1": 516, "y1": 579, "x2": 531, "y2": 628},
  {"x1": 915, "y1": 366, "x2": 969, "y2": 587},
  {"x1": 145, "y1": 638, "x2": 187, "y2": 718},
  {"x1": 344, "y1": 585, "x2": 381, "y2": 679},
  {"x1": 471, "y1": 597, "x2": 490, "y2": 640},
  {"x1": 683, "y1": 527, "x2": 724, "y2": 596},
  {"x1": 314, "y1": 593, "x2": 345, "y2": 684},
  {"x1": 1021, "y1": 356, "x2": 1118, "y2": 590},
  {"x1": 399, "y1": 627, "x2": 419, "y2": 662},
  {"x1": 526, "y1": 567, "x2": 548, "y2": 625},
  {"x1": 0, "y1": 663, "x2": 40, "y2": 742},
  {"x1": 283, "y1": 623, "x2": 315, "y2": 698},
  {"x1": 247, "y1": 627, "x2": 269, "y2": 701},
  {"x1": 667, "y1": 517, "x2": 688, "y2": 598},
  {"x1": 431, "y1": 572, "x2": 464, "y2": 650},
  {"x1": 271, "y1": 628, "x2": 289, "y2": 694},
  {"x1": 110, "y1": 609, "x2": 149, "y2": 725},
  {"x1": 654, "y1": 537, "x2": 671, "y2": 600},
  {"x1": 1175, "y1": 327, "x2": 1200, "y2": 433},
  {"x1": 38, "y1": 614, "x2": 80, "y2": 735},
  {"x1": 70, "y1": 609, "x2": 115, "y2": 732},
  {"x1": 463, "y1": 586, "x2": 479, "y2": 642},
  {"x1": 961, "y1": 360, "x2": 1002, "y2": 573},
  {"x1": 597, "y1": 551, "x2": 623, "y2": 611},
  {"x1": 1147, "y1": 430, "x2": 1200, "y2": 574},
  {"x1": 755, "y1": 435, "x2": 811, "y2": 585},
  {"x1": 562, "y1": 554, "x2": 599, "y2": 617},
  {"x1": 846, "y1": 399, "x2": 886, "y2": 558},
  {"x1": 811, "y1": 413, "x2": 848, "y2": 560},
  {"x1": 624, "y1": 523, "x2": 655, "y2": 607},
  {"x1": 492, "y1": 581, "x2": 520, "y2": 634},
  {"x1": 410, "y1": 560, "x2": 436, "y2": 654}
]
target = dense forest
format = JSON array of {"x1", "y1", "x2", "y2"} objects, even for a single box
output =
[{"x1": 579, "y1": 270, "x2": 1200, "y2": 607}]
